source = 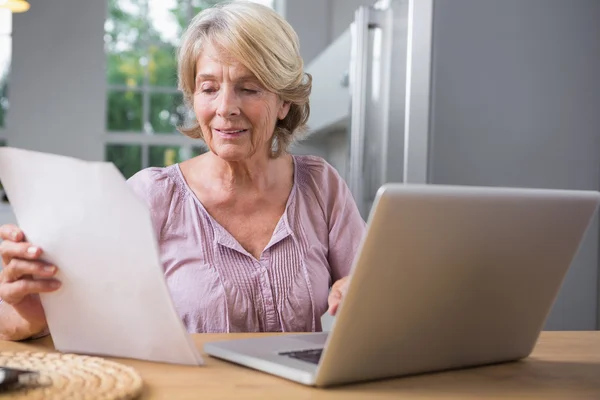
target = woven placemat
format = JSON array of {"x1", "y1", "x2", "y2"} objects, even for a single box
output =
[{"x1": 0, "y1": 351, "x2": 143, "y2": 399}]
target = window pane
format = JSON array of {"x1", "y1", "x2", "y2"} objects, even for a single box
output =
[
  {"x1": 106, "y1": 50, "x2": 145, "y2": 87},
  {"x1": 191, "y1": 0, "x2": 221, "y2": 18},
  {"x1": 0, "y1": 36, "x2": 11, "y2": 129},
  {"x1": 247, "y1": 0, "x2": 274, "y2": 8},
  {"x1": 106, "y1": 144, "x2": 142, "y2": 179},
  {"x1": 149, "y1": 145, "x2": 207, "y2": 167},
  {"x1": 150, "y1": 145, "x2": 183, "y2": 167},
  {"x1": 106, "y1": 0, "x2": 147, "y2": 46},
  {"x1": 149, "y1": 92, "x2": 185, "y2": 134},
  {"x1": 105, "y1": 0, "x2": 148, "y2": 86},
  {"x1": 148, "y1": 44, "x2": 177, "y2": 87},
  {"x1": 149, "y1": 145, "x2": 179, "y2": 167},
  {"x1": 148, "y1": 0, "x2": 183, "y2": 46},
  {"x1": 107, "y1": 90, "x2": 143, "y2": 132},
  {"x1": 191, "y1": 0, "x2": 272, "y2": 15}
]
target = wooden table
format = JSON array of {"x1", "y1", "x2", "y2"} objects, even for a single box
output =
[{"x1": 1, "y1": 331, "x2": 600, "y2": 399}]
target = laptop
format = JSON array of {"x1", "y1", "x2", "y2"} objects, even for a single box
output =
[{"x1": 204, "y1": 183, "x2": 600, "y2": 387}]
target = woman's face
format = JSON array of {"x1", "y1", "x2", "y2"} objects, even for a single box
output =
[{"x1": 193, "y1": 45, "x2": 290, "y2": 162}]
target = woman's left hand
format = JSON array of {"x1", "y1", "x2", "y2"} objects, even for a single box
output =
[{"x1": 327, "y1": 276, "x2": 350, "y2": 316}]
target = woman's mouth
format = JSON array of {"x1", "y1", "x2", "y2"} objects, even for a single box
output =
[{"x1": 214, "y1": 128, "x2": 248, "y2": 138}]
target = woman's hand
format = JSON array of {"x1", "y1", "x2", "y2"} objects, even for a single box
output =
[
  {"x1": 0, "y1": 224, "x2": 61, "y2": 336},
  {"x1": 327, "y1": 276, "x2": 350, "y2": 316}
]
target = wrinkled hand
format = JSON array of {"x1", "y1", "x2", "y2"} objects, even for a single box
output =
[
  {"x1": 327, "y1": 276, "x2": 350, "y2": 316},
  {"x1": 0, "y1": 224, "x2": 60, "y2": 330}
]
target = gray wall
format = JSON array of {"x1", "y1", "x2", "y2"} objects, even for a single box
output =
[
  {"x1": 7, "y1": 0, "x2": 105, "y2": 161},
  {"x1": 428, "y1": 0, "x2": 600, "y2": 329}
]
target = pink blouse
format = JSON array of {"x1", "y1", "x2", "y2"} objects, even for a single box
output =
[{"x1": 126, "y1": 155, "x2": 366, "y2": 333}]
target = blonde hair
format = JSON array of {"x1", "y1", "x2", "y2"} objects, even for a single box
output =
[{"x1": 177, "y1": 1, "x2": 312, "y2": 157}]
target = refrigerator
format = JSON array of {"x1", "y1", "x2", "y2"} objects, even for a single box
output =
[{"x1": 309, "y1": 0, "x2": 600, "y2": 330}]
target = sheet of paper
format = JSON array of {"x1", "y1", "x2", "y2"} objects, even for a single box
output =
[{"x1": 0, "y1": 147, "x2": 203, "y2": 366}]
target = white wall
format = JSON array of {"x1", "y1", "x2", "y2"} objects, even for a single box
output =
[{"x1": 7, "y1": 0, "x2": 106, "y2": 161}]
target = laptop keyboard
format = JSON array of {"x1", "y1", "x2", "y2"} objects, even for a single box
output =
[{"x1": 279, "y1": 348, "x2": 323, "y2": 364}]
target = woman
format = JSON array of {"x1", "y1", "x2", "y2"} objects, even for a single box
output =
[{"x1": 0, "y1": 1, "x2": 366, "y2": 340}]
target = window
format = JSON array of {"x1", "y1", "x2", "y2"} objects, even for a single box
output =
[
  {"x1": 0, "y1": 8, "x2": 11, "y2": 134},
  {"x1": 104, "y1": 0, "x2": 274, "y2": 178}
]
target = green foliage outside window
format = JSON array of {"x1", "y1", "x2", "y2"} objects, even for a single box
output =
[
  {"x1": 106, "y1": 144, "x2": 143, "y2": 179},
  {"x1": 107, "y1": 90, "x2": 143, "y2": 131},
  {"x1": 148, "y1": 145, "x2": 206, "y2": 167}
]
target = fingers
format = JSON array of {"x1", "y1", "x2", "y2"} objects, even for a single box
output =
[
  {"x1": 0, "y1": 278, "x2": 61, "y2": 305},
  {"x1": 0, "y1": 225, "x2": 46, "y2": 273},
  {"x1": 0, "y1": 260, "x2": 60, "y2": 304},
  {"x1": 0, "y1": 224, "x2": 60, "y2": 306},
  {"x1": 327, "y1": 276, "x2": 351, "y2": 316},
  {"x1": 0, "y1": 240, "x2": 42, "y2": 268},
  {"x1": 331, "y1": 276, "x2": 349, "y2": 291},
  {"x1": 0, "y1": 247, "x2": 60, "y2": 306},
  {"x1": 0, "y1": 224, "x2": 24, "y2": 242},
  {"x1": 328, "y1": 290, "x2": 342, "y2": 316},
  {"x1": 1, "y1": 259, "x2": 57, "y2": 282}
]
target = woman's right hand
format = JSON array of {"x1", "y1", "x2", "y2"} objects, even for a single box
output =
[{"x1": 0, "y1": 224, "x2": 61, "y2": 333}]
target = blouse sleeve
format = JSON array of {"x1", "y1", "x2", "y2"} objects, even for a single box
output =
[
  {"x1": 320, "y1": 161, "x2": 367, "y2": 283},
  {"x1": 126, "y1": 167, "x2": 176, "y2": 242}
]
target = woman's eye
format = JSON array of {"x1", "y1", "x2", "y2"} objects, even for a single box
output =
[
  {"x1": 201, "y1": 88, "x2": 216, "y2": 94},
  {"x1": 242, "y1": 88, "x2": 258, "y2": 94}
]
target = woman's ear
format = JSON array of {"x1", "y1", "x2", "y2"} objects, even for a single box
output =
[{"x1": 277, "y1": 101, "x2": 291, "y2": 120}]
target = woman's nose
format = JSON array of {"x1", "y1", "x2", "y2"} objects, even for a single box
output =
[{"x1": 216, "y1": 90, "x2": 241, "y2": 117}]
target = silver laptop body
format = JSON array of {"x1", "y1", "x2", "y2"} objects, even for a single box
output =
[{"x1": 204, "y1": 184, "x2": 600, "y2": 387}]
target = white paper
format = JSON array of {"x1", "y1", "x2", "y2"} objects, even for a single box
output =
[{"x1": 0, "y1": 147, "x2": 203, "y2": 366}]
